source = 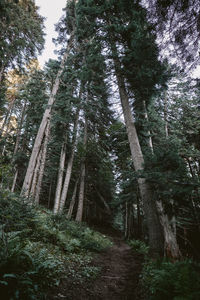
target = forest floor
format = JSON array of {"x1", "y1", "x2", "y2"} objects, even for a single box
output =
[{"x1": 50, "y1": 226, "x2": 144, "y2": 300}]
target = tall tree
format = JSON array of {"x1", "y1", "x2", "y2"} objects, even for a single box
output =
[{"x1": 0, "y1": 0, "x2": 44, "y2": 83}]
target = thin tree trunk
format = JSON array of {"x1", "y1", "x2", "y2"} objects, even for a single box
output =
[
  {"x1": 125, "y1": 201, "x2": 128, "y2": 238},
  {"x1": 97, "y1": 191, "x2": 111, "y2": 214},
  {"x1": 11, "y1": 169, "x2": 18, "y2": 192},
  {"x1": 35, "y1": 120, "x2": 50, "y2": 204},
  {"x1": 110, "y1": 40, "x2": 164, "y2": 256},
  {"x1": 75, "y1": 117, "x2": 88, "y2": 222},
  {"x1": 67, "y1": 178, "x2": 79, "y2": 219},
  {"x1": 75, "y1": 162, "x2": 86, "y2": 222},
  {"x1": 0, "y1": 96, "x2": 15, "y2": 137},
  {"x1": 48, "y1": 180, "x2": 52, "y2": 209},
  {"x1": 164, "y1": 93, "x2": 169, "y2": 137},
  {"x1": 143, "y1": 100, "x2": 154, "y2": 153},
  {"x1": 53, "y1": 141, "x2": 67, "y2": 213},
  {"x1": 1, "y1": 96, "x2": 16, "y2": 155},
  {"x1": 10, "y1": 101, "x2": 27, "y2": 191},
  {"x1": 13, "y1": 100, "x2": 27, "y2": 157},
  {"x1": 29, "y1": 120, "x2": 50, "y2": 202},
  {"x1": 30, "y1": 146, "x2": 42, "y2": 199},
  {"x1": 58, "y1": 107, "x2": 80, "y2": 213},
  {"x1": 21, "y1": 33, "x2": 74, "y2": 198},
  {"x1": 0, "y1": 65, "x2": 5, "y2": 84}
]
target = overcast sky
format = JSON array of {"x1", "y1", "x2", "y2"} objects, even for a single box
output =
[{"x1": 35, "y1": 0, "x2": 67, "y2": 66}]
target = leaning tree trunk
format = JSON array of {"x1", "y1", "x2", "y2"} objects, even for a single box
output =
[
  {"x1": 110, "y1": 40, "x2": 164, "y2": 256},
  {"x1": 53, "y1": 141, "x2": 67, "y2": 213},
  {"x1": 58, "y1": 106, "x2": 80, "y2": 213},
  {"x1": 75, "y1": 117, "x2": 88, "y2": 222},
  {"x1": 21, "y1": 33, "x2": 74, "y2": 198},
  {"x1": 11, "y1": 169, "x2": 18, "y2": 192},
  {"x1": 67, "y1": 178, "x2": 79, "y2": 219},
  {"x1": 34, "y1": 120, "x2": 50, "y2": 204}
]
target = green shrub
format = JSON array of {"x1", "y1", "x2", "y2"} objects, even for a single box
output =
[
  {"x1": 0, "y1": 191, "x2": 112, "y2": 299},
  {"x1": 0, "y1": 230, "x2": 64, "y2": 299},
  {"x1": 142, "y1": 259, "x2": 200, "y2": 300}
]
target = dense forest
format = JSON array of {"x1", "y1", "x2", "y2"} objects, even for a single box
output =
[{"x1": 1, "y1": 0, "x2": 200, "y2": 299}]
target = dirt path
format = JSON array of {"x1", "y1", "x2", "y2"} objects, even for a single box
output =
[
  {"x1": 50, "y1": 228, "x2": 143, "y2": 300},
  {"x1": 90, "y1": 235, "x2": 143, "y2": 300}
]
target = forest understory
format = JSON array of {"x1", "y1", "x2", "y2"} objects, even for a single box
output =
[{"x1": 49, "y1": 226, "x2": 143, "y2": 300}]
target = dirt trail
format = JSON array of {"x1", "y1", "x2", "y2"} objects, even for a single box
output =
[
  {"x1": 90, "y1": 234, "x2": 143, "y2": 300},
  {"x1": 50, "y1": 228, "x2": 143, "y2": 300}
]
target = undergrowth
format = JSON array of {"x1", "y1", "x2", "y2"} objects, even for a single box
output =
[
  {"x1": 129, "y1": 238, "x2": 200, "y2": 300},
  {"x1": 142, "y1": 259, "x2": 200, "y2": 300},
  {"x1": 0, "y1": 189, "x2": 112, "y2": 299}
]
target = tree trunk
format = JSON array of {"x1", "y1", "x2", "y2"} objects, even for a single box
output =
[
  {"x1": 97, "y1": 191, "x2": 111, "y2": 214},
  {"x1": 67, "y1": 178, "x2": 79, "y2": 219},
  {"x1": 143, "y1": 100, "x2": 154, "y2": 153},
  {"x1": 0, "y1": 96, "x2": 15, "y2": 137},
  {"x1": 110, "y1": 41, "x2": 164, "y2": 256},
  {"x1": 11, "y1": 169, "x2": 18, "y2": 192},
  {"x1": 21, "y1": 34, "x2": 74, "y2": 198},
  {"x1": 48, "y1": 180, "x2": 53, "y2": 208},
  {"x1": 13, "y1": 100, "x2": 27, "y2": 157},
  {"x1": 30, "y1": 145, "x2": 43, "y2": 199},
  {"x1": 75, "y1": 163, "x2": 86, "y2": 222},
  {"x1": 58, "y1": 107, "x2": 80, "y2": 213},
  {"x1": 156, "y1": 201, "x2": 181, "y2": 259},
  {"x1": 75, "y1": 117, "x2": 88, "y2": 222},
  {"x1": 53, "y1": 141, "x2": 67, "y2": 213},
  {"x1": 164, "y1": 93, "x2": 169, "y2": 137},
  {"x1": 35, "y1": 120, "x2": 50, "y2": 204},
  {"x1": 29, "y1": 120, "x2": 50, "y2": 203},
  {"x1": 0, "y1": 65, "x2": 5, "y2": 84},
  {"x1": 144, "y1": 100, "x2": 180, "y2": 259}
]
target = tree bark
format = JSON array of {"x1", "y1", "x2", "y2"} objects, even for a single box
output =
[
  {"x1": 156, "y1": 201, "x2": 181, "y2": 259},
  {"x1": 143, "y1": 100, "x2": 154, "y2": 153},
  {"x1": 21, "y1": 33, "x2": 74, "y2": 198},
  {"x1": 13, "y1": 100, "x2": 27, "y2": 157},
  {"x1": 0, "y1": 65, "x2": 5, "y2": 85},
  {"x1": 34, "y1": 120, "x2": 50, "y2": 204},
  {"x1": 53, "y1": 141, "x2": 67, "y2": 213},
  {"x1": 75, "y1": 117, "x2": 88, "y2": 222},
  {"x1": 110, "y1": 41, "x2": 164, "y2": 256},
  {"x1": 144, "y1": 99, "x2": 180, "y2": 258},
  {"x1": 58, "y1": 106, "x2": 80, "y2": 213},
  {"x1": 28, "y1": 120, "x2": 50, "y2": 203},
  {"x1": 11, "y1": 169, "x2": 18, "y2": 192},
  {"x1": 164, "y1": 93, "x2": 169, "y2": 137},
  {"x1": 67, "y1": 178, "x2": 79, "y2": 219}
]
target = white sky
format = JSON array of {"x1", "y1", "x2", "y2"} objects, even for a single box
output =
[{"x1": 35, "y1": 0, "x2": 67, "y2": 66}]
